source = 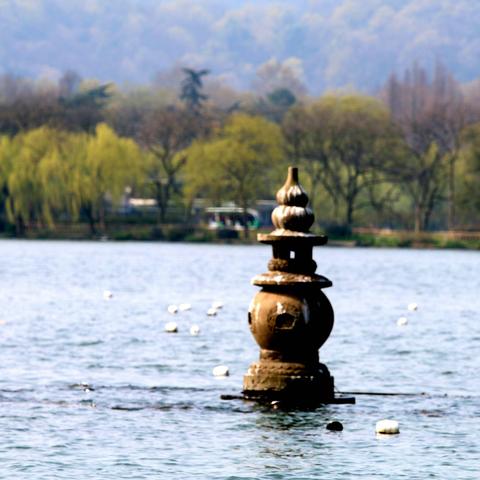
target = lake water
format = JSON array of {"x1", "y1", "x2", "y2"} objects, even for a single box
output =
[{"x1": 0, "y1": 240, "x2": 479, "y2": 479}]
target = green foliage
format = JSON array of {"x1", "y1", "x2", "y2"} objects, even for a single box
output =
[
  {"x1": 0, "y1": 134, "x2": 17, "y2": 228},
  {"x1": 180, "y1": 68, "x2": 209, "y2": 114},
  {"x1": 1, "y1": 72, "x2": 479, "y2": 238},
  {"x1": 185, "y1": 113, "x2": 285, "y2": 219},
  {"x1": 5, "y1": 127, "x2": 66, "y2": 227},
  {"x1": 283, "y1": 94, "x2": 400, "y2": 227},
  {"x1": 60, "y1": 84, "x2": 111, "y2": 109},
  {"x1": 458, "y1": 124, "x2": 480, "y2": 225},
  {"x1": 267, "y1": 88, "x2": 296, "y2": 108},
  {"x1": 140, "y1": 107, "x2": 202, "y2": 222},
  {"x1": 78, "y1": 123, "x2": 145, "y2": 229},
  {"x1": 398, "y1": 142, "x2": 447, "y2": 231},
  {"x1": 58, "y1": 83, "x2": 114, "y2": 133},
  {"x1": 0, "y1": 124, "x2": 145, "y2": 234}
]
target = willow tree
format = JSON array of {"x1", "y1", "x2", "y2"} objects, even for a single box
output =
[
  {"x1": 185, "y1": 113, "x2": 284, "y2": 237},
  {"x1": 39, "y1": 131, "x2": 89, "y2": 225},
  {"x1": 0, "y1": 135, "x2": 17, "y2": 229},
  {"x1": 1, "y1": 128, "x2": 82, "y2": 232},
  {"x1": 78, "y1": 123, "x2": 144, "y2": 233},
  {"x1": 1, "y1": 124, "x2": 144, "y2": 235},
  {"x1": 5, "y1": 128, "x2": 58, "y2": 232}
]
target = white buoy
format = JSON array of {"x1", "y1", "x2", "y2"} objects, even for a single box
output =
[
  {"x1": 397, "y1": 316, "x2": 408, "y2": 326},
  {"x1": 407, "y1": 302, "x2": 418, "y2": 311},
  {"x1": 212, "y1": 365, "x2": 229, "y2": 377},
  {"x1": 167, "y1": 305, "x2": 178, "y2": 314},
  {"x1": 103, "y1": 290, "x2": 113, "y2": 300},
  {"x1": 190, "y1": 324, "x2": 200, "y2": 336},
  {"x1": 164, "y1": 322, "x2": 178, "y2": 333},
  {"x1": 207, "y1": 307, "x2": 218, "y2": 316},
  {"x1": 211, "y1": 301, "x2": 224, "y2": 310},
  {"x1": 376, "y1": 419, "x2": 400, "y2": 434},
  {"x1": 179, "y1": 303, "x2": 192, "y2": 311}
]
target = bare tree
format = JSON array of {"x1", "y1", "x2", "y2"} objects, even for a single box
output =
[
  {"x1": 0, "y1": 74, "x2": 59, "y2": 135},
  {"x1": 283, "y1": 95, "x2": 399, "y2": 228},
  {"x1": 381, "y1": 61, "x2": 473, "y2": 230},
  {"x1": 58, "y1": 70, "x2": 82, "y2": 98},
  {"x1": 140, "y1": 107, "x2": 208, "y2": 222}
]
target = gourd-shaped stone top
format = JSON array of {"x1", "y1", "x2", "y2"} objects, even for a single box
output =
[{"x1": 271, "y1": 166, "x2": 314, "y2": 233}]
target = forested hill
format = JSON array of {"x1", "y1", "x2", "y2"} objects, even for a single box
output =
[{"x1": 2, "y1": 0, "x2": 480, "y2": 93}]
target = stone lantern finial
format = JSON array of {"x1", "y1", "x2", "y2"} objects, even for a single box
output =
[{"x1": 272, "y1": 166, "x2": 314, "y2": 232}]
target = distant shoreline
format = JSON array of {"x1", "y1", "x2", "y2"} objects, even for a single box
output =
[{"x1": 1, "y1": 224, "x2": 479, "y2": 250}]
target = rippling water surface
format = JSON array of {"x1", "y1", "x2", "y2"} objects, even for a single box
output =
[{"x1": 0, "y1": 240, "x2": 479, "y2": 479}]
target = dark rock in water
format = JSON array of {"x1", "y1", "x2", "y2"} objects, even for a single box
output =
[
  {"x1": 220, "y1": 394, "x2": 244, "y2": 401},
  {"x1": 326, "y1": 421, "x2": 343, "y2": 431}
]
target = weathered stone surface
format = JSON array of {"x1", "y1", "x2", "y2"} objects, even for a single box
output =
[
  {"x1": 251, "y1": 272, "x2": 331, "y2": 287},
  {"x1": 243, "y1": 166, "x2": 341, "y2": 404},
  {"x1": 248, "y1": 290, "x2": 333, "y2": 355}
]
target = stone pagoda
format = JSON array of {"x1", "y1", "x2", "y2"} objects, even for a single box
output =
[{"x1": 243, "y1": 166, "x2": 352, "y2": 404}]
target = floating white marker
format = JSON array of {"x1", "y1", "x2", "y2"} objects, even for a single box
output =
[
  {"x1": 212, "y1": 365, "x2": 229, "y2": 377},
  {"x1": 179, "y1": 303, "x2": 192, "y2": 311},
  {"x1": 407, "y1": 302, "x2": 418, "y2": 311},
  {"x1": 207, "y1": 307, "x2": 218, "y2": 316},
  {"x1": 164, "y1": 322, "x2": 178, "y2": 333},
  {"x1": 103, "y1": 290, "x2": 113, "y2": 300},
  {"x1": 376, "y1": 419, "x2": 400, "y2": 434},
  {"x1": 397, "y1": 316, "x2": 408, "y2": 326},
  {"x1": 167, "y1": 305, "x2": 178, "y2": 314},
  {"x1": 211, "y1": 301, "x2": 224, "y2": 310},
  {"x1": 190, "y1": 325, "x2": 200, "y2": 336}
]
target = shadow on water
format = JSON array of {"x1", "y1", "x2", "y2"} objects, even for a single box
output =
[{"x1": 253, "y1": 408, "x2": 331, "y2": 431}]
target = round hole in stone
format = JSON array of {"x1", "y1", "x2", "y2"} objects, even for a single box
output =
[{"x1": 275, "y1": 313, "x2": 296, "y2": 330}]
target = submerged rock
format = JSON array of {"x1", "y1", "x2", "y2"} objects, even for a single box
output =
[{"x1": 326, "y1": 421, "x2": 343, "y2": 431}]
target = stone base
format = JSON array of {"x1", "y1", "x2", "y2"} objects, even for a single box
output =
[{"x1": 243, "y1": 361, "x2": 335, "y2": 404}]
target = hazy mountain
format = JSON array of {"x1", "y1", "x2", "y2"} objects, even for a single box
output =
[{"x1": 1, "y1": 0, "x2": 480, "y2": 93}]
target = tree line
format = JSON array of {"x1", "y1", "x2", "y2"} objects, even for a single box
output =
[{"x1": 0, "y1": 63, "x2": 480, "y2": 236}]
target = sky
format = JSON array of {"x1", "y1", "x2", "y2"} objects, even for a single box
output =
[{"x1": 1, "y1": 0, "x2": 480, "y2": 94}]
